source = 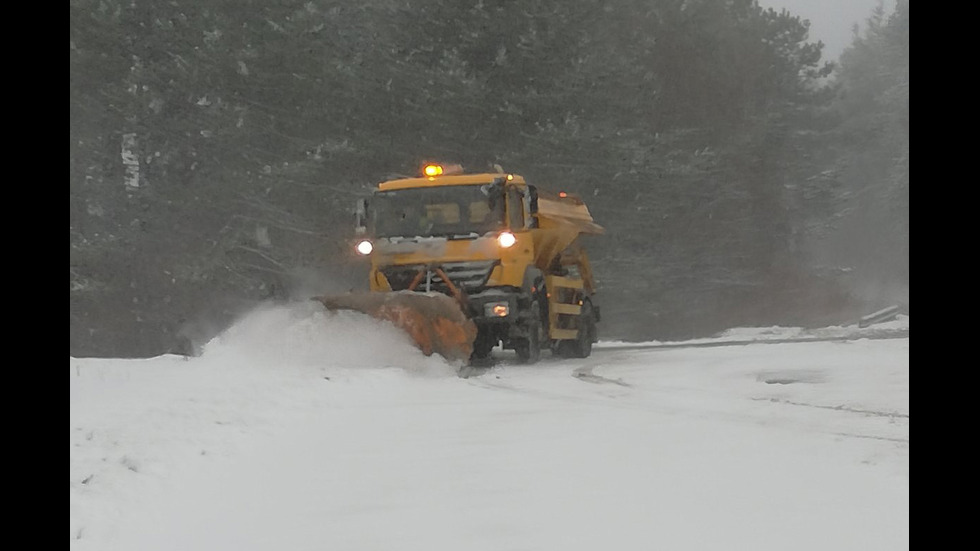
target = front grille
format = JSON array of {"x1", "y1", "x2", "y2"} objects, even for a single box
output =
[
  {"x1": 382, "y1": 260, "x2": 497, "y2": 294},
  {"x1": 381, "y1": 266, "x2": 421, "y2": 292}
]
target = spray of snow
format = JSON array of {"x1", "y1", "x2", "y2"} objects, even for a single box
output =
[{"x1": 198, "y1": 301, "x2": 456, "y2": 376}]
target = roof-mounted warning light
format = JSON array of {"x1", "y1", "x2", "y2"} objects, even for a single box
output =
[{"x1": 421, "y1": 163, "x2": 464, "y2": 178}]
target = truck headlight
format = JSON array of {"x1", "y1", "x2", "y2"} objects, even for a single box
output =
[
  {"x1": 355, "y1": 240, "x2": 373, "y2": 255},
  {"x1": 497, "y1": 231, "x2": 516, "y2": 248},
  {"x1": 484, "y1": 302, "x2": 509, "y2": 317}
]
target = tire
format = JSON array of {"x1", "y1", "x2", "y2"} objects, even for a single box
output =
[
  {"x1": 557, "y1": 300, "x2": 596, "y2": 358},
  {"x1": 515, "y1": 301, "x2": 542, "y2": 364}
]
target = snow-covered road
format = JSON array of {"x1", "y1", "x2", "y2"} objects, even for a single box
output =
[{"x1": 70, "y1": 305, "x2": 909, "y2": 550}]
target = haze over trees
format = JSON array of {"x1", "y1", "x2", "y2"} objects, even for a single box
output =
[{"x1": 70, "y1": 0, "x2": 910, "y2": 356}]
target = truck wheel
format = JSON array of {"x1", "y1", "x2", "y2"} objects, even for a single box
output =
[
  {"x1": 557, "y1": 301, "x2": 596, "y2": 358},
  {"x1": 515, "y1": 301, "x2": 542, "y2": 364}
]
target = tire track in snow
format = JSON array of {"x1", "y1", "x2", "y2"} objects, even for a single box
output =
[
  {"x1": 465, "y1": 336, "x2": 908, "y2": 449},
  {"x1": 752, "y1": 397, "x2": 909, "y2": 419}
]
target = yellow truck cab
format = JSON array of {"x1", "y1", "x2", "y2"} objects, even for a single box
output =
[{"x1": 353, "y1": 163, "x2": 602, "y2": 363}]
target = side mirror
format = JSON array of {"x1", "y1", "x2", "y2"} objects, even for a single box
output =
[
  {"x1": 354, "y1": 198, "x2": 367, "y2": 235},
  {"x1": 527, "y1": 185, "x2": 538, "y2": 214},
  {"x1": 481, "y1": 177, "x2": 506, "y2": 195},
  {"x1": 525, "y1": 185, "x2": 538, "y2": 229},
  {"x1": 481, "y1": 178, "x2": 506, "y2": 213}
]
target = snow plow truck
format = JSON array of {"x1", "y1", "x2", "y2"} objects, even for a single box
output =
[{"x1": 317, "y1": 163, "x2": 603, "y2": 364}]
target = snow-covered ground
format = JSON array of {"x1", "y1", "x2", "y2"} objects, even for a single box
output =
[{"x1": 70, "y1": 304, "x2": 909, "y2": 550}]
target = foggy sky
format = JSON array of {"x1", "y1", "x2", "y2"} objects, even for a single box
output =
[{"x1": 758, "y1": 0, "x2": 883, "y2": 60}]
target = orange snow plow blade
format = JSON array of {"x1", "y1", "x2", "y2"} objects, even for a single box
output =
[{"x1": 315, "y1": 291, "x2": 477, "y2": 362}]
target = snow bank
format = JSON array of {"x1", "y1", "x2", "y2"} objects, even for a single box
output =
[{"x1": 599, "y1": 314, "x2": 909, "y2": 348}]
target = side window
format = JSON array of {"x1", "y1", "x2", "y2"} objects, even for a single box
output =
[{"x1": 507, "y1": 187, "x2": 524, "y2": 230}]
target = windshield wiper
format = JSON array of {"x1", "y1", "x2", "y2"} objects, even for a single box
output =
[
  {"x1": 384, "y1": 232, "x2": 478, "y2": 242},
  {"x1": 446, "y1": 232, "x2": 479, "y2": 240}
]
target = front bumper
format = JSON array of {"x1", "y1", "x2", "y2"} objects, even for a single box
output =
[{"x1": 465, "y1": 290, "x2": 521, "y2": 324}]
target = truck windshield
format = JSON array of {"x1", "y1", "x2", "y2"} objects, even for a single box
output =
[{"x1": 372, "y1": 184, "x2": 505, "y2": 238}]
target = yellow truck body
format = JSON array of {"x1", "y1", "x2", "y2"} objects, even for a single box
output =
[{"x1": 350, "y1": 165, "x2": 603, "y2": 362}]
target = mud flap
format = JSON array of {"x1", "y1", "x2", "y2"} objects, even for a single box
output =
[{"x1": 315, "y1": 291, "x2": 477, "y2": 363}]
